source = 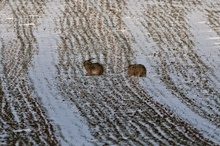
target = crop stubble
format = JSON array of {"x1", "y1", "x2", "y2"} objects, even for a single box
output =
[
  {"x1": 55, "y1": 0, "x2": 217, "y2": 145},
  {"x1": 0, "y1": 0, "x2": 219, "y2": 145}
]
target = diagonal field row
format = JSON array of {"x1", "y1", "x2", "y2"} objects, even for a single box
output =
[
  {"x1": 54, "y1": 0, "x2": 217, "y2": 145},
  {"x1": 135, "y1": 0, "x2": 220, "y2": 127},
  {"x1": 0, "y1": 0, "x2": 220, "y2": 145},
  {"x1": 0, "y1": 0, "x2": 59, "y2": 145}
]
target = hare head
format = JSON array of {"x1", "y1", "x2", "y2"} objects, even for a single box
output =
[
  {"x1": 83, "y1": 59, "x2": 104, "y2": 76},
  {"x1": 128, "y1": 64, "x2": 146, "y2": 77}
]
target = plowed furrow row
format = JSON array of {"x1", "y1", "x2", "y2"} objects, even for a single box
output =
[
  {"x1": 55, "y1": 1, "x2": 165, "y2": 144},
  {"x1": 126, "y1": 78, "x2": 215, "y2": 145},
  {"x1": 53, "y1": 1, "x2": 217, "y2": 145},
  {"x1": 56, "y1": 72, "x2": 215, "y2": 145},
  {"x1": 153, "y1": 0, "x2": 203, "y2": 8},
  {"x1": 0, "y1": 0, "x2": 59, "y2": 145},
  {"x1": 57, "y1": 79, "x2": 166, "y2": 145},
  {"x1": 138, "y1": 3, "x2": 220, "y2": 126}
]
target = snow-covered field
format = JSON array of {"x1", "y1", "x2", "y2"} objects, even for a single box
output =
[{"x1": 0, "y1": 0, "x2": 220, "y2": 145}]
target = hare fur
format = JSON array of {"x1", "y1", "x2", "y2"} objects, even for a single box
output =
[
  {"x1": 128, "y1": 64, "x2": 146, "y2": 77},
  {"x1": 83, "y1": 59, "x2": 104, "y2": 76}
]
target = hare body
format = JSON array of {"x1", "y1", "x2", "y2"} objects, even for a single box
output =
[
  {"x1": 83, "y1": 59, "x2": 104, "y2": 76},
  {"x1": 128, "y1": 64, "x2": 146, "y2": 77}
]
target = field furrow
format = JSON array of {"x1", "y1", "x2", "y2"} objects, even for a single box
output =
[
  {"x1": 53, "y1": 0, "x2": 218, "y2": 145},
  {"x1": 134, "y1": 1, "x2": 220, "y2": 127},
  {"x1": 1, "y1": 0, "x2": 220, "y2": 145},
  {"x1": 0, "y1": 0, "x2": 59, "y2": 145}
]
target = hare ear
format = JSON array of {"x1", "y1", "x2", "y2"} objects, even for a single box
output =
[{"x1": 89, "y1": 58, "x2": 95, "y2": 61}]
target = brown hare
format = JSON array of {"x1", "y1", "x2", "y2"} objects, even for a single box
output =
[
  {"x1": 83, "y1": 59, "x2": 104, "y2": 76},
  {"x1": 128, "y1": 64, "x2": 146, "y2": 77}
]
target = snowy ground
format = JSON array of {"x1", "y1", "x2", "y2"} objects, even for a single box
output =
[{"x1": 0, "y1": 0, "x2": 220, "y2": 145}]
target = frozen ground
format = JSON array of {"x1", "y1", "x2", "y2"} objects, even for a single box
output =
[{"x1": 0, "y1": 0, "x2": 220, "y2": 145}]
